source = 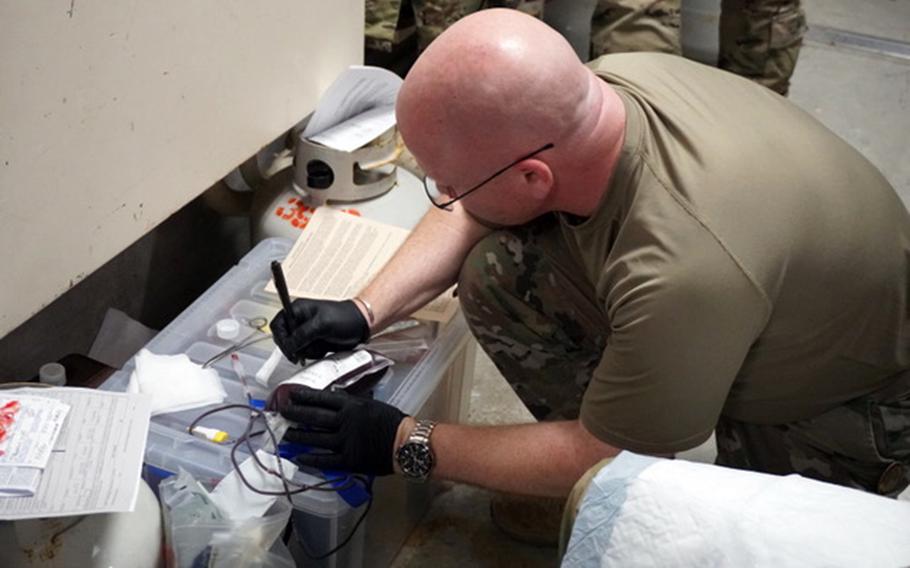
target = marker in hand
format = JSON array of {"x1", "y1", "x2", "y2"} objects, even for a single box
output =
[{"x1": 271, "y1": 260, "x2": 296, "y2": 328}]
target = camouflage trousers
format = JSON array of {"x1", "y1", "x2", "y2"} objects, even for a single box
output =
[
  {"x1": 365, "y1": 0, "x2": 408, "y2": 52},
  {"x1": 369, "y1": 0, "x2": 804, "y2": 94},
  {"x1": 716, "y1": 369, "x2": 910, "y2": 496},
  {"x1": 411, "y1": 0, "x2": 546, "y2": 51},
  {"x1": 458, "y1": 214, "x2": 607, "y2": 421},
  {"x1": 591, "y1": 0, "x2": 683, "y2": 57},
  {"x1": 589, "y1": 0, "x2": 805, "y2": 95},
  {"x1": 719, "y1": 0, "x2": 807, "y2": 95},
  {"x1": 458, "y1": 214, "x2": 910, "y2": 496}
]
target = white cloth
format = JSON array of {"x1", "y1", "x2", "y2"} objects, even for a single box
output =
[
  {"x1": 209, "y1": 450, "x2": 298, "y2": 521},
  {"x1": 563, "y1": 452, "x2": 910, "y2": 568},
  {"x1": 127, "y1": 349, "x2": 227, "y2": 415}
]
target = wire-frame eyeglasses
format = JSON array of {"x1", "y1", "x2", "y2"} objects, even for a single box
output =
[{"x1": 423, "y1": 142, "x2": 555, "y2": 210}]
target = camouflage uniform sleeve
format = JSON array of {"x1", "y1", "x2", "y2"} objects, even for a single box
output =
[{"x1": 580, "y1": 231, "x2": 769, "y2": 455}]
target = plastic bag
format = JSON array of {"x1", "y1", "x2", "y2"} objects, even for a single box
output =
[
  {"x1": 204, "y1": 534, "x2": 295, "y2": 568},
  {"x1": 159, "y1": 468, "x2": 293, "y2": 568},
  {"x1": 366, "y1": 338, "x2": 430, "y2": 364}
]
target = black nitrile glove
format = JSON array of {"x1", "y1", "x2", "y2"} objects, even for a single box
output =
[
  {"x1": 270, "y1": 299, "x2": 369, "y2": 363},
  {"x1": 278, "y1": 386, "x2": 406, "y2": 476}
]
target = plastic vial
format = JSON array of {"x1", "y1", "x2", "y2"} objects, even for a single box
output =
[
  {"x1": 39, "y1": 363, "x2": 67, "y2": 386},
  {"x1": 216, "y1": 319, "x2": 241, "y2": 340}
]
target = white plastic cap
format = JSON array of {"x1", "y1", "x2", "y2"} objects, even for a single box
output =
[
  {"x1": 39, "y1": 362, "x2": 67, "y2": 386},
  {"x1": 215, "y1": 319, "x2": 241, "y2": 340}
]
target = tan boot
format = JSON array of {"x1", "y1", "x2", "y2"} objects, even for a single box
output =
[{"x1": 489, "y1": 491, "x2": 565, "y2": 547}]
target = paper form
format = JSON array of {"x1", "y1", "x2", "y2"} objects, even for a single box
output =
[
  {"x1": 0, "y1": 394, "x2": 69, "y2": 468},
  {"x1": 266, "y1": 207, "x2": 458, "y2": 322},
  {"x1": 302, "y1": 66, "x2": 402, "y2": 152},
  {"x1": 0, "y1": 387, "x2": 151, "y2": 520}
]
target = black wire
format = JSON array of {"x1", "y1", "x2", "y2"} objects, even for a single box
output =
[
  {"x1": 187, "y1": 403, "x2": 260, "y2": 432},
  {"x1": 190, "y1": 402, "x2": 375, "y2": 559},
  {"x1": 246, "y1": 400, "x2": 294, "y2": 501},
  {"x1": 229, "y1": 428, "x2": 355, "y2": 496},
  {"x1": 189, "y1": 403, "x2": 297, "y2": 496},
  {"x1": 296, "y1": 477, "x2": 374, "y2": 560},
  {"x1": 191, "y1": 403, "x2": 357, "y2": 494}
]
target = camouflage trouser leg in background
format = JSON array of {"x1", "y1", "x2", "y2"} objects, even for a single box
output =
[
  {"x1": 719, "y1": 0, "x2": 807, "y2": 95},
  {"x1": 590, "y1": 0, "x2": 682, "y2": 58},
  {"x1": 458, "y1": 214, "x2": 608, "y2": 421},
  {"x1": 716, "y1": 369, "x2": 910, "y2": 496},
  {"x1": 411, "y1": 0, "x2": 545, "y2": 52},
  {"x1": 487, "y1": 0, "x2": 545, "y2": 19},
  {"x1": 365, "y1": 0, "x2": 406, "y2": 52},
  {"x1": 411, "y1": 0, "x2": 484, "y2": 51}
]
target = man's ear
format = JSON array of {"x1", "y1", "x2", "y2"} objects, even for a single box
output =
[{"x1": 519, "y1": 159, "x2": 554, "y2": 199}]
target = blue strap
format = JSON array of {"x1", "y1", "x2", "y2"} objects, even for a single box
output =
[{"x1": 278, "y1": 441, "x2": 373, "y2": 508}]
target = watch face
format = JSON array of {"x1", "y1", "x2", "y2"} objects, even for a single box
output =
[{"x1": 397, "y1": 442, "x2": 433, "y2": 478}]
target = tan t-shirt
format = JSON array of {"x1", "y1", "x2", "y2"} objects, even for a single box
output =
[{"x1": 569, "y1": 53, "x2": 910, "y2": 454}]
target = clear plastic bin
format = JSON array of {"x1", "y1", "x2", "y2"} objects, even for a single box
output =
[{"x1": 100, "y1": 237, "x2": 474, "y2": 568}]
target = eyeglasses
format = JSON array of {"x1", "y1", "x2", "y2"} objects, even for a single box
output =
[{"x1": 423, "y1": 142, "x2": 555, "y2": 210}]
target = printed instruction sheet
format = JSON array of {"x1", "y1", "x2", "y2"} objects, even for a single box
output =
[
  {"x1": 0, "y1": 387, "x2": 151, "y2": 520},
  {"x1": 267, "y1": 207, "x2": 458, "y2": 322}
]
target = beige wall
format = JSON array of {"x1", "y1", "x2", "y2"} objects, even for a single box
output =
[{"x1": 0, "y1": 0, "x2": 362, "y2": 338}]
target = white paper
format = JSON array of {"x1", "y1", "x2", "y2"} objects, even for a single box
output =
[
  {"x1": 209, "y1": 450, "x2": 298, "y2": 522},
  {"x1": 267, "y1": 207, "x2": 408, "y2": 298},
  {"x1": 309, "y1": 105, "x2": 397, "y2": 153},
  {"x1": 302, "y1": 65, "x2": 402, "y2": 151},
  {"x1": 0, "y1": 466, "x2": 41, "y2": 497},
  {"x1": 0, "y1": 394, "x2": 70, "y2": 468},
  {"x1": 265, "y1": 207, "x2": 458, "y2": 322},
  {"x1": 0, "y1": 387, "x2": 151, "y2": 520}
]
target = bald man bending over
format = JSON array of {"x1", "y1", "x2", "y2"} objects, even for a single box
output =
[{"x1": 271, "y1": 9, "x2": 910, "y2": 512}]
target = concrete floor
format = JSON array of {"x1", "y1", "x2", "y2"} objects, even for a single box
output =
[
  {"x1": 391, "y1": 350, "x2": 555, "y2": 568},
  {"x1": 390, "y1": 1, "x2": 910, "y2": 566}
]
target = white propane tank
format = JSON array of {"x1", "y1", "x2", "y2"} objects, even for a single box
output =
[
  {"x1": 0, "y1": 479, "x2": 162, "y2": 568},
  {"x1": 250, "y1": 165, "x2": 429, "y2": 244}
]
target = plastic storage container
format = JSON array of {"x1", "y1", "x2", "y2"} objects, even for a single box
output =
[{"x1": 100, "y1": 237, "x2": 475, "y2": 568}]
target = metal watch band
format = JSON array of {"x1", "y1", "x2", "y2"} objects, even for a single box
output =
[
  {"x1": 408, "y1": 420, "x2": 437, "y2": 445},
  {"x1": 396, "y1": 419, "x2": 438, "y2": 482}
]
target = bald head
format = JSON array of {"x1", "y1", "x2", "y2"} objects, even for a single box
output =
[
  {"x1": 397, "y1": 9, "x2": 597, "y2": 182},
  {"x1": 396, "y1": 9, "x2": 625, "y2": 224}
]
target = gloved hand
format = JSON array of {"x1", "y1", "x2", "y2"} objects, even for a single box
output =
[
  {"x1": 270, "y1": 299, "x2": 369, "y2": 363},
  {"x1": 276, "y1": 385, "x2": 407, "y2": 476}
]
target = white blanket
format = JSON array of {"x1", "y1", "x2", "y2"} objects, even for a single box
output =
[{"x1": 563, "y1": 452, "x2": 910, "y2": 567}]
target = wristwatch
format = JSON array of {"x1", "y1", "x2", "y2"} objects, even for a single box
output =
[{"x1": 395, "y1": 419, "x2": 437, "y2": 482}]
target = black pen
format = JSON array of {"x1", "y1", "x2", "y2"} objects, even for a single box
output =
[{"x1": 271, "y1": 261, "x2": 296, "y2": 327}]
